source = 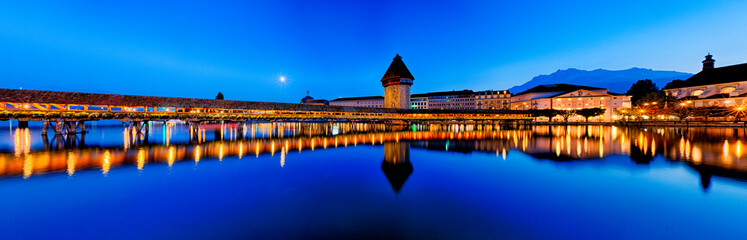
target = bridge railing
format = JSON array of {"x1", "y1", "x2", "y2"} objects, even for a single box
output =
[{"x1": 0, "y1": 101, "x2": 532, "y2": 120}]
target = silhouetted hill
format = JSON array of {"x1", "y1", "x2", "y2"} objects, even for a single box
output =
[{"x1": 509, "y1": 68, "x2": 693, "y2": 94}]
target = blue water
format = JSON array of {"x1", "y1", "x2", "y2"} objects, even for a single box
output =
[{"x1": 0, "y1": 122, "x2": 745, "y2": 239}]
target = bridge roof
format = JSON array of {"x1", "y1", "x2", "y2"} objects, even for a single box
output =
[
  {"x1": 0, "y1": 88, "x2": 394, "y2": 113},
  {"x1": 0, "y1": 88, "x2": 520, "y2": 114}
]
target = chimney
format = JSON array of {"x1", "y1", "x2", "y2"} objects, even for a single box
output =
[{"x1": 702, "y1": 53, "x2": 715, "y2": 71}]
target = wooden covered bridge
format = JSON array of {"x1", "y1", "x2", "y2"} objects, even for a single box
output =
[{"x1": 0, "y1": 88, "x2": 532, "y2": 135}]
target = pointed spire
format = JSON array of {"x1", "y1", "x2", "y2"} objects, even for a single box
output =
[{"x1": 381, "y1": 54, "x2": 414, "y2": 85}]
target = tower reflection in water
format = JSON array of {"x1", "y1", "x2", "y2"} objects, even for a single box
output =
[
  {"x1": 381, "y1": 141, "x2": 412, "y2": 193},
  {"x1": 3, "y1": 123, "x2": 747, "y2": 192}
]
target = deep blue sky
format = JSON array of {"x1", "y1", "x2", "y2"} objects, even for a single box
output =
[{"x1": 0, "y1": 0, "x2": 745, "y2": 103}]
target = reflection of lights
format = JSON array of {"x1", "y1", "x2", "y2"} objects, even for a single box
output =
[
  {"x1": 168, "y1": 147, "x2": 176, "y2": 167},
  {"x1": 271, "y1": 141, "x2": 276, "y2": 156},
  {"x1": 8, "y1": 124, "x2": 747, "y2": 182},
  {"x1": 693, "y1": 145, "x2": 703, "y2": 164},
  {"x1": 737, "y1": 140, "x2": 743, "y2": 158},
  {"x1": 67, "y1": 152, "x2": 77, "y2": 176},
  {"x1": 23, "y1": 154, "x2": 33, "y2": 179},
  {"x1": 102, "y1": 150, "x2": 111, "y2": 175},
  {"x1": 280, "y1": 148, "x2": 286, "y2": 167},
  {"x1": 219, "y1": 144, "x2": 224, "y2": 161},
  {"x1": 137, "y1": 149, "x2": 146, "y2": 170},
  {"x1": 195, "y1": 146, "x2": 202, "y2": 163},
  {"x1": 723, "y1": 140, "x2": 732, "y2": 166}
]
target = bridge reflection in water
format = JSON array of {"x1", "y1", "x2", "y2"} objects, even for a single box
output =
[{"x1": 2, "y1": 123, "x2": 747, "y2": 192}]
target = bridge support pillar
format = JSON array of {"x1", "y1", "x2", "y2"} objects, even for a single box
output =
[
  {"x1": 54, "y1": 121, "x2": 64, "y2": 135},
  {"x1": 63, "y1": 121, "x2": 76, "y2": 135},
  {"x1": 18, "y1": 121, "x2": 28, "y2": 129},
  {"x1": 237, "y1": 122, "x2": 245, "y2": 139},
  {"x1": 42, "y1": 120, "x2": 49, "y2": 135},
  {"x1": 78, "y1": 121, "x2": 86, "y2": 133}
]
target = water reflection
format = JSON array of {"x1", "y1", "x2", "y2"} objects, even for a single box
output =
[
  {"x1": 2, "y1": 122, "x2": 747, "y2": 192},
  {"x1": 382, "y1": 141, "x2": 412, "y2": 193}
]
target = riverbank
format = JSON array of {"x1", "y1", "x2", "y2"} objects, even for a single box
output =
[
  {"x1": 530, "y1": 121, "x2": 747, "y2": 127},
  {"x1": 615, "y1": 121, "x2": 747, "y2": 128}
]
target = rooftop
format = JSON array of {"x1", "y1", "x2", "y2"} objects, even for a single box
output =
[
  {"x1": 427, "y1": 90, "x2": 474, "y2": 97},
  {"x1": 0, "y1": 88, "x2": 530, "y2": 115},
  {"x1": 664, "y1": 62, "x2": 747, "y2": 89},
  {"x1": 330, "y1": 96, "x2": 384, "y2": 101},
  {"x1": 514, "y1": 84, "x2": 605, "y2": 96},
  {"x1": 381, "y1": 54, "x2": 415, "y2": 82}
]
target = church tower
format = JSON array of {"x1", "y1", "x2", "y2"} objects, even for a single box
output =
[{"x1": 381, "y1": 54, "x2": 414, "y2": 109}]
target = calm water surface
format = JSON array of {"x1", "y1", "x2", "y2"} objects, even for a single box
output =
[{"x1": 1, "y1": 121, "x2": 746, "y2": 239}]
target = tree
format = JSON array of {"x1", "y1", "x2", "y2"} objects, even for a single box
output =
[
  {"x1": 215, "y1": 92, "x2": 224, "y2": 100},
  {"x1": 626, "y1": 79, "x2": 659, "y2": 106},
  {"x1": 531, "y1": 109, "x2": 558, "y2": 119},
  {"x1": 663, "y1": 79, "x2": 686, "y2": 90},
  {"x1": 557, "y1": 109, "x2": 575, "y2": 122},
  {"x1": 577, "y1": 108, "x2": 606, "y2": 122},
  {"x1": 637, "y1": 92, "x2": 666, "y2": 106}
]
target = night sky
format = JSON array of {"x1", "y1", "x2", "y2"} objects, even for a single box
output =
[{"x1": 0, "y1": 0, "x2": 745, "y2": 102}]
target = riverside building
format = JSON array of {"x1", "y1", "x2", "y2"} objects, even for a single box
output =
[
  {"x1": 329, "y1": 96, "x2": 384, "y2": 108},
  {"x1": 510, "y1": 83, "x2": 631, "y2": 121},
  {"x1": 427, "y1": 90, "x2": 476, "y2": 110},
  {"x1": 410, "y1": 93, "x2": 428, "y2": 109},
  {"x1": 663, "y1": 54, "x2": 747, "y2": 108},
  {"x1": 475, "y1": 90, "x2": 511, "y2": 110}
]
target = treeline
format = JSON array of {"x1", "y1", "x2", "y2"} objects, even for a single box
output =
[{"x1": 528, "y1": 108, "x2": 606, "y2": 122}]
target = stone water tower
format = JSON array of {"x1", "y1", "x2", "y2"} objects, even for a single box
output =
[{"x1": 381, "y1": 54, "x2": 414, "y2": 109}]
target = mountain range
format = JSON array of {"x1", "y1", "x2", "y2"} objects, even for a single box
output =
[{"x1": 508, "y1": 68, "x2": 693, "y2": 94}]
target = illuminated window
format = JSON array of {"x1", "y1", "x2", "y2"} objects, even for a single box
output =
[
  {"x1": 721, "y1": 87, "x2": 736, "y2": 94},
  {"x1": 691, "y1": 90, "x2": 704, "y2": 96}
]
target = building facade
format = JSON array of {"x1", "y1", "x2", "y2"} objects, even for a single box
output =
[
  {"x1": 381, "y1": 55, "x2": 415, "y2": 109},
  {"x1": 510, "y1": 84, "x2": 631, "y2": 121},
  {"x1": 475, "y1": 90, "x2": 511, "y2": 110},
  {"x1": 427, "y1": 90, "x2": 476, "y2": 110},
  {"x1": 329, "y1": 96, "x2": 384, "y2": 108},
  {"x1": 663, "y1": 54, "x2": 747, "y2": 108},
  {"x1": 410, "y1": 93, "x2": 428, "y2": 109}
]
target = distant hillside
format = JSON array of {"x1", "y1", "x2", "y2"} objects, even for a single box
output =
[{"x1": 508, "y1": 68, "x2": 693, "y2": 94}]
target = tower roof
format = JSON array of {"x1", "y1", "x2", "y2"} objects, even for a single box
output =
[{"x1": 381, "y1": 54, "x2": 414, "y2": 82}]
